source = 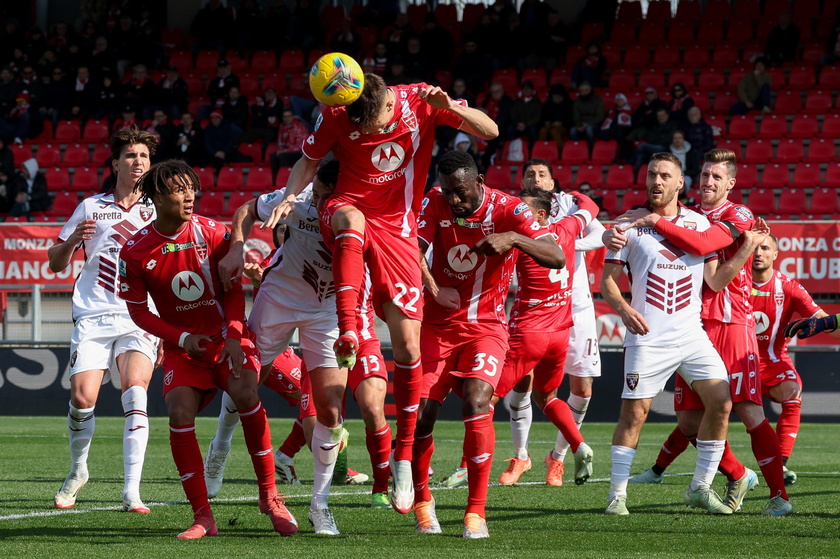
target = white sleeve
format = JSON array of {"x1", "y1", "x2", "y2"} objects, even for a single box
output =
[
  {"x1": 575, "y1": 218, "x2": 607, "y2": 252},
  {"x1": 256, "y1": 188, "x2": 287, "y2": 222},
  {"x1": 57, "y1": 198, "x2": 87, "y2": 244}
]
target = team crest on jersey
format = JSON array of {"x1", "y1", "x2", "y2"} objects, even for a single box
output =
[
  {"x1": 289, "y1": 367, "x2": 302, "y2": 381},
  {"x1": 734, "y1": 206, "x2": 753, "y2": 222},
  {"x1": 164, "y1": 370, "x2": 173, "y2": 385},
  {"x1": 754, "y1": 311, "x2": 770, "y2": 334},
  {"x1": 683, "y1": 220, "x2": 697, "y2": 230},
  {"x1": 371, "y1": 142, "x2": 405, "y2": 172},
  {"x1": 626, "y1": 372, "x2": 639, "y2": 391},
  {"x1": 774, "y1": 292, "x2": 785, "y2": 305},
  {"x1": 195, "y1": 243, "x2": 208, "y2": 260},
  {"x1": 171, "y1": 271, "x2": 205, "y2": 301},
  {"x1": 674, "y1": 385, "x2": 683, "y2": 404},
  {"x1": 447, "y1": 244, "x2": 478, "y2": 273},
  {"x1": 481, "y1": 221, "x2": 495, "y2": 236},
  {"x1": 401, "y1": 108, "x2": 417, "y2": 131},
  {"x1": 70, "y1": 350, "x2": 78, "y2": 368},
  {"x1": 139, "y1": 207, "x2": 153, "y2": 221},
  {"x1": 300, "y1": 392, "x2": 310, "y2": 411}
]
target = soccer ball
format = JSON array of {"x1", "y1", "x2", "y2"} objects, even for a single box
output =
[{"x1": 309, "y1": 52, "x2": 365, "y2": 107}]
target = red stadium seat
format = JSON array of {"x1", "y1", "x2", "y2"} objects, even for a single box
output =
[
  {"x1": 821, "y1": 114, "x2": 840, "y2": 138},
  {"x1": 61, "y1": 143, "x2": 90, "y2": 167},
  {"x1": 485, "y1": 165, "x2": 514, "y2": 189},
  {"x1": 773, "y1": 91, "x2": 802, "y2": 114},
  {"x1": 520, "y1": 69, "x2": 547, "y2": 92},
  {"x1": 580, "y1": 22, "x2": 605, "y2": 44},
  {"x1": 734, "y1": 164, "x2": 758, "y2": 189},
  {"x1": 791, "y1": 164, "x2": 822, "y2": 188},
  {"x1": 278, "y1": 49, "x2": 306, "y2": 74},
  {"x1": 763, "y1": 0, "x2": 790, "y2": 19},
  {"x1": 35, "y1": 146, "x2": 62, "y2": 172},
  {"x1": 761, "y1": 164, "x2": 789, "y2": 188},
  {"x1": 711, "y1": 91, "x2": 737, "y2": 114},
  {"x1": 48, "y1": 191, "x2": 80, "y2": 218},
  {"x1": 245, "y1": 167, "x2": 273, "y2": 191},
  {"x1": 675, "y1": 0, "x2": 702, "y2": 22},
  {"x1": 726, "y1": 21, "x2": 755, "y2": 42},
  {"x1": 810, "y1": 187, "x2": 840, "y2": 214},
  {"x1": 684, "y1": 46, "x2": 711, "y2": 67},
  {"x1": 638, "y1": 69, "x2": 666, "y2": 90},
  {"x1": 714, "y1": 139, "x2": 742, "y2": 158},
  {"x1": 238, "y1": 74, "x2": 259, "y2": 97},
  {"x1": 161, "y1": 27, "x2": 184, "y2": 49},
  {"x1": 822, "y1": 164, "x2": 840, "y2": 188},
  {"x1": 638, "y1": 22, "x2": 666, "y2": 46},
  {"x1": 689, "y1": 91, "x2": 710, "y2": 112},
  {"x1": 183, "y1": 73, "x2": 203, "y2": 95},
  {"x1": 608, "y1": 69, "x2": 636, "y2": 90},
  {"x1": 646, "y1": 1, "x2": 672, "y2": 22},
  {"x1": 605, "y1": 165, "x2": 634, "y2": 190},
  {"x1": 195, "y1": 50, "x2": 221, "y2": 74},
  {"x1": 777, "y1": 189, "x2": 808, "y2": 216},
  {"x1": 775, "y1": 139, "x2": 805, "y2": 164},
  {"x1": 560, "y1": 141, "x2": 589, "y2": 165},
  {"x1": 668, "y1": 68, "x2": 695, "y2": 88},
  {"x1": 711, "y1": 44, "x2": 740, "y2": 67},
  {"x1": 818, "y1": 66, "x2": 840, "y2": 89},
  {"x1": 601, "y1": 44, "x2": 622, "y2": 67},
  {"x1": 727, "y1": 66, "x2": 749, "y2": 88},
  {"x1": 91, "y1": 143, "x2": 110, "y2": 166},
  {"x1": 597, "y1": 189, "x2": 619, "y2": 217},
  {"x1": 788, "y1": 114, "x2": 819, "y2": 139},
  {"x1": 666, "y1": 22, "x2": 695, "y2": 46},
  {"x1": 706, "y1": 0, "x2": 732, "y2": 18},
  {"x1": 552, "y1": 165, "x2": 573, "y2": 189},
  {"x1": 44, "y1": 167, "x2": 70, "y2": 190},
  {"x1": 590, "y1": 141, "x2": 618, "y2": 165},
  {"x1": 742, "y1": 139, "x2": 773, "y2": 164},
  {"x1": 696, "y1": 19, "x2": 726, "y2": 46},
  {"x1": 70, "y1": 167, "x2": 99, "y2": 191},
  {"x1": 733, "y1": 0, "x2": 760, "y2": 20},
  {"x1": 81, "y1": 120, "x2": 109, "y2": 143},
  {"x1": 623, "y1": 46, "x2": 651, "y2": 68},
  {"x1": 196, "y1": 191, "x2": 224, "y2": 217},
  {"x1": 237, "y1": 143, "x2": 262, "y2": 166},
  {"x1": 192, "y1": 167, "x2": 215, "y2": 190},
  {"x1": 728, "y1": 115, "x2": 757, "y2": 139},
  {"x1": 610, "y1": 22, "x2": 637, "y2": 43},
  {"x1": 804, "y1": 90, "x2": 832, "y2": 115},
  {"x1": 787, "y1": 67, "x2": 814, "y2": 89},
  {"x1": 617, "y1": 1, "x2": 643, "y2": 20},
  {"x1": 216, "y1": 167, "x2": 244, "y2": 190},
  {"x1": 653, "y1": 45, "x2": 681, "y2": 67},
  {"x1": 697, "y1": 68, "x2": 725, "y2": 91},
  {"x1": 746, "y1": 188, "x2": 776, "y2": 215},
  {"x1": 757, "y1": 115, "x2": 787, "y2": 139},
  {"x1": 530, "y1": 141, "x2": 559, "y2": 163},
  {"x1": 806, "y1": 137, "x2": 836, "y2": 162},
  {"x1": 727, "y1": 189, "x2": 745, "y2": 205},
  {"x1": 575, "y1": 165, "x2": 603, "y2": 188},
  {"x1": 620, "y1": 189, "x2": 648, "y2": 212},
  {"x1": 274, "y1": 165, "x2": 292, "y2": 187},
  {"x1": 462, "y1": 3, "x2": 485, "y2": 30},
  {"x1": 167, "y1": 50, "x2": 193, "y2": 74},
  {"x1": 249, "y1": 50, "x2": 276, "y2": 74},
  {"x1": 490, "y1": 68, "x2": 518, "y2": 95},
  {"x1": 224, "y1": 52, "x2": 247, "y2": 75},
  {"x1": 9, "y1": 143, "x2": 33, "y2": 165},
  {"x1": 223, "y1": 191, "x2": 255, "y2": 217},
  {"x1": 54, "y1": 121, "x2": 81, "y2": 143}
]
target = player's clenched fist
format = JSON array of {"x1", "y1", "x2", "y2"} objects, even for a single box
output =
[{"x1": 784, "y1": 314, "x2": 839, "y2": 339}]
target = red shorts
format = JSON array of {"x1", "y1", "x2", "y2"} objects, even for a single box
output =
[
  {"x1": 674, "y1": 320, "x2": 762, "y2": 410},
  {"x1": 161, "y1": 337, "x2": 261, "y2": 412},
  {"x1": 297, "y1": 364, "x2": 315, "y2": 419},
  {"x1": 320, "y1": 198, "x2": 423, "y2": 321},
  {"x1": 348, "y1": 337, "x2": 388, "y2": 392},
  {"x1": 494, "y1": 329, "x2": 570, "y2": 398},
  {"x1": 760, "y1": 358, "x2": 802, "y2": 399},
  {"x1": 421, "y1": 323, "x2": 509, "y2": 404}
]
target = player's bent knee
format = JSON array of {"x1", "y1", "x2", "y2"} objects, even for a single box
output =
[{"x1": 332, "y1": 205, "x2": 366, "y2": 233}]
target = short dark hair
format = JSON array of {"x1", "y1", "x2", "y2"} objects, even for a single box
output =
[
  {"x1": 649, "y1": 152, "x2": 683, "y2": 171},
  {"x1": 522, "y1": 158, "x2": 553, "y2": 178},
  {"x1": 110, "y1": 126, "x2": 158, "y2": 162},
  {"x1": 437, "y1": 150, "x2": 477, "y2": 177},
  {"x1": 315, "y1": 158, "x2": 340, "y2": 188},
  {"x1": 135, "y1": 159, "x2": 200, "y2": 202},
  {"x1": 346, "y1": 73, "x2": 388, "y2": 130},
  {"x1": 518, "y1": 186, "x2": 552, "y2": 213}
]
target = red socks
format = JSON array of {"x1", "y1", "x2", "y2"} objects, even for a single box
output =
[
  {"x1": 412, "y1": 433, "x2": 434, "y2": 503},
  {"x1": 718, "y1": 440, "x2": 746, "y2": 482},
  {"x1": 239, "y1": 402, "x2": 276, "y2": 500},
  {"x1": 464, "y1": 412, "x2": 495, "y2": 518},
  {"x1": 543, "y1": 397, "x2": 583, "y2": 452},
  {"x1": 776, "y1": 399, "x2": 801, "y2": 459},
  {"x1": 169, "y1": 424, "x2": 209, "y2": 514},
  {"x1": 392, "y1": 358, "x2": 422, "y2": 462},
  {"x1": 333, "y1": 229, "x2": 365, "y2": 334},
  {"x1": 654, "y1": 427, "x2": 691, "y2": 471},
  {"x1": 366, "y1": 424, "x2": 393, "y2": 494},
  {"x1": 278, "y1": 419, "x2": 306, "y2": 458},
  {"x1": 748, "y1": 419, "x2": 789, "y2": 500}
]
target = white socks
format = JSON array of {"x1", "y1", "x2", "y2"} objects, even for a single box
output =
[
  {"x1": 506, "y1": 390, "x2": 532, "y2": 460},
  {"x1": 68, "y1": 403, "x2": 95, "y2": 477},
  {"x1": 609, "y1": 445, "x2": 636, "y2": 500},
  {"x1": 690, "y1": 439, "x2": 725, "y2": 491},
  {"x1": 311, "y1": 421, "x2": 343, "y2": 510},
  {"x1": 554, "y1": 394, "x2": 591, "y2": 460},
  {"x1": 121, "y1": 386, "x2": 149, "y2": 497},
  {"x1": 212, "y1": 392, "x2": 240, "y2": 453}
]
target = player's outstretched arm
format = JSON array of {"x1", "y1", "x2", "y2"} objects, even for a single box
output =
[
  {"x1": 419, "y1": 85, "x2": 499, "y2": 139},
  {"x1": 48, "y1": 219, "x2": 96, "y2": 273},
  {"x1": 267, "y1": 155, "x2": 320, "y2": 226},
  {"x1": 474, "y1": 233, "x2": 565, "y2": 268},
  {"x1": 614, "y1": 207, "x2": 738, "y2": 255},
  {"x1": 601, "y1": 261, "x2": 650, "y2": 336},
  {"x1": 704, "y1": 219, "x2": 769, "y2": 292},
  {"x1": 576, "y1": 218, "x2": 607, "y2": 252},
  {"x1": 784, "y1": 312, "x2": 840, "y2": 339},
  {"x1": 219, "y1": 198, "x2": 260, "y2": 290}
]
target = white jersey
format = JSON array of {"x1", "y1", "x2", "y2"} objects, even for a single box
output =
[
  {"x1": 550, "y1": 191, "x2": 603, "y2": 312},
  {"x1": 59, "y1": 192, "x2": 156, "y2": 321},
  {"x1": 605, "y1": 207, "x2": 714, "y2": 348},
  {"x1": 256, "y1": 185, "x2": 335, "y2": 312}
]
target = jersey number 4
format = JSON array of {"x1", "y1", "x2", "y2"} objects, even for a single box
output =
[{"x1": 549, "y1": 267, "x2": 570, "y2": 288}]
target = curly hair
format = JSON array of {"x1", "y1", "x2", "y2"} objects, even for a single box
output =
[{"x1": 134, "y1": 159, "x2": 200, "y2": 203}]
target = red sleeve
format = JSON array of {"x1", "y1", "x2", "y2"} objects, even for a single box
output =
[
  {"x1": 568, "y1": 192, "x2": 599, "y2": 222},
  {"x1": 653, "y1": 219, "x2": 735, "y2": 255},
  {"x1": 211, "y1": 222, "x2": 245, "y2": 340},
  {"x1": 789, "y1": 281, "x2": 821, "y2": 318},
  {"x1": 301, "y1": 106, "x2": 340, "y2": 160},
  {"x1": 127, "y1": 300, "x2": 185, "y2": 346}
]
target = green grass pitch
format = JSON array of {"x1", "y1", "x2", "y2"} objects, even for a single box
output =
[{"x1": 1, "y1": 418, "x2": 838, "y2": 558}]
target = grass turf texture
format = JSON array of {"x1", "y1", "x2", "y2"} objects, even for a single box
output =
[{"x1": 0, "y1": 418, "x2": 838, "y2": 558}]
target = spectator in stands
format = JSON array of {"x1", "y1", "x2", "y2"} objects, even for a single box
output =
[
  {"x1": 632, "y1": 86, "x2": 667, "y2": 130},
  {"x1": 145, "y1": 108, "x2": 177, "y2": 162},
  {"x1": 0, "y1": 67, "x2": 17, "y2": 117},
  {"x1": 731, "y1": 57, "x2": 772, "y2": 114},
  {"x1": 203, "y1": 110, "x2": 252, "y2": 170},
  {"x1": 43, "y1": 66, "x2": 71, "y2": 128},
  {"x1": 47, "y1": 21, "x2": 71, "y2": 55},
  {"x1": 571, "y1": 41, "x2": 607, "y2": 88},
  {"x1": 419, "y1": 14, "x2": 454, "y2": 75},
  {"x1": 402, "y1": 36, "x2": 430, "y2": 82},
  {"x1": 0, "y1": 168, "x2": 11, "y2": 214},
  {"x1": 0, "y1": 137, "x2": 13, "y2": 176},
  {"x1": 109, "y1": 15, "x2": 140, "y2": 77},
  {"x1": 628, "y1": 107, "x2": 679, "y2": 170},
  {"x1": 287, "y1": 0, "x2": 323, "y2": 52},
  {"x1": 382, "y1": 12, "x2": 412, "y2": 53},
  {"x1": 682, "y1": 106, "x2": 714, "y2": 168},
  {"x1": 1, "y1": 92, "x2": 32, "y2": 143},
  {"x1": 385, "y1": 55, "x2": 408, "y2": 85},
  {"x1": 372, "y1": 42, "x2": 389, "y2": 77},
  {"x1": 265, "y1": 0, "x2": 292, "y2": 52},
  {"x1": 451, "y1": 39, "x2": 488, "y2": 95},
  {"x1": 234, "y1": 0, "x2": 265, "y2": 52},
  {"x1": 471, "y1": 12, "x2": 503, "y2": 63},
  {"x1": 61, "y1": 41, "x2": 85, "y2": 75},
  {"x1": 77, "y1": 20, "x2": 98, "y2": 54},
  {"x1": 35, "y1": 49, "x2": 61, "y2": 81},
  {"x1": 68, "y1": 66, "x2": 96, "y2": 123},
  {"x1": 0, "y1": 19, "x2": 25, "y2": 63},
  {"x1": 112, "y1": 105, "x2": 139, "y2": 133},
  {"x1": 449, "y1": 78, "x2": 475, "y2": 109},
  {"x1": 135, "y1": 22, "x2": 164, "y2": 71},
  {"x1": 221, "y1": 86, "x2": 249, "y2": 131},
  {"x1": 508, "y1": 80, "x2": 542, "y2": 145},
  {"x1": 190, "y1": 0, "x2": 233, "y2": 55},
  {"x1": 94, "y1": 73, "x2": 119, "y2": 124},
  {"x1": 538, "y1": 83, "x2": 573, "y2": 152},
  {"x1": 17, "y1": 65, "x2": 44, "y2": 112},
  {"x1": 88, "y1": 36, "x2": 116, "y2": 80},
  {"x1": 175, "y1": 112, "x2": 209, "y2": 167},
  {"x1": 764, "y1": 13, "x2": 800, "y2": 66},
  {"x1": 151, "y1": 66, "x2": 188, "y2": 120},
  {"x1": 527, "y1": 10, "x2": 569, "y2": 76},
  {"x1": 24, "y1": 26, "x2": 47, "y2": 62},
  {"x1": 201, "y1": 59, "x2": 240, "y2": 122},
  {"x1": 241, "y1": 88, "x2": 283, "y2": 145},
  {"x1": 577, "y1": 181, "x2": 604, "y2": 211},
  {"x1": 330, "y1": 19, "x2": 360, "y2": 58},
  {"x1": 270, "y1": 107, "x2": 308, "y2": 178},
  {"x1": 7, "y1": 157, "x2": 48, "y2": 219},
  {"x1": 495, "y1": 14, "x2": 530, "y2": 71},
  {"x1": 481, "y1": 81, "x2": 512, "y2": 164},
  {"x1": 120, "y1": 64, "x2": 155, "y2": 115},
  {"x1": 669, "y1": 130, "x2": 699, "y2": 188},
  {"x1": 820, "y1": 19, "x2": 840, "y2": 67},
  {"x1": 600, "y1": 92, "x2": 633, "y2": 142},
  {"x1": 667, "y1": 82, "x2": 694, "y2": 126},
  {"x1": 570, "y1": 82, "x2": 604, "y2": 151}
]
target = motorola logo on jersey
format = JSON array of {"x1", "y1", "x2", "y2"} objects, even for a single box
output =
[
  {"x1": 171, "y1": 271, "x2": 205, "y2": 301},
  {"x1": 371, "y1": 142, "x2": 405, "y2": 172},
  {"x1": 754, "y1": 311, "x2": 770, "y2": 334},
  {"x1": 447, "y1": 244, "x2": 478, "y2": 273}
]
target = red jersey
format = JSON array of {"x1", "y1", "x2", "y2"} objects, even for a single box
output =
[
  {"x1": 509, "y1": 213, "x2": 590, "y2": 333},
  {"x1": 118, "y1": 215, "x2": 245, "y2": 348},
  {"x1": 418, "y1": 186, "x2": 550, "y2": 327},
  {"x1": 698, "y1": 199, "x2": 756, "y2": 324},
  {"x1": 302, "y1": 83, "x2": 465, "y2": 237},
  {"x1": 752, "y1": 270, "x2": 821, "y2": 364}
]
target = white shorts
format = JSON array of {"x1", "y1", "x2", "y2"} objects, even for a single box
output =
[
  {"x1": 622, "y1": 338, "x2": 729, "y2": 400},
  {"x1": 565, "y1": 304, "x2": 601, "y2": 378},
  {"x1": 249, "y1": 291, "x2": 339, "y2": 370},
  {"x1": 69, "y1": 313, "x2": 158, "y2": 382}
]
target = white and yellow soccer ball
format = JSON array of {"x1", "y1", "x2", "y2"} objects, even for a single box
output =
[{"x1": 309, "y1": 52, "x2": 365, "y2": 106}]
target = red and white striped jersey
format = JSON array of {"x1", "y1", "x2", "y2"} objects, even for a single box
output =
[{"x1": 752, "y1": 270, "x2": 821, "y2": 363}]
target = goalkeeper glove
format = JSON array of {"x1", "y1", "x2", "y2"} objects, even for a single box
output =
[{"x1": 783, "y1": 313, "x2": 839, "y2": 339}]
